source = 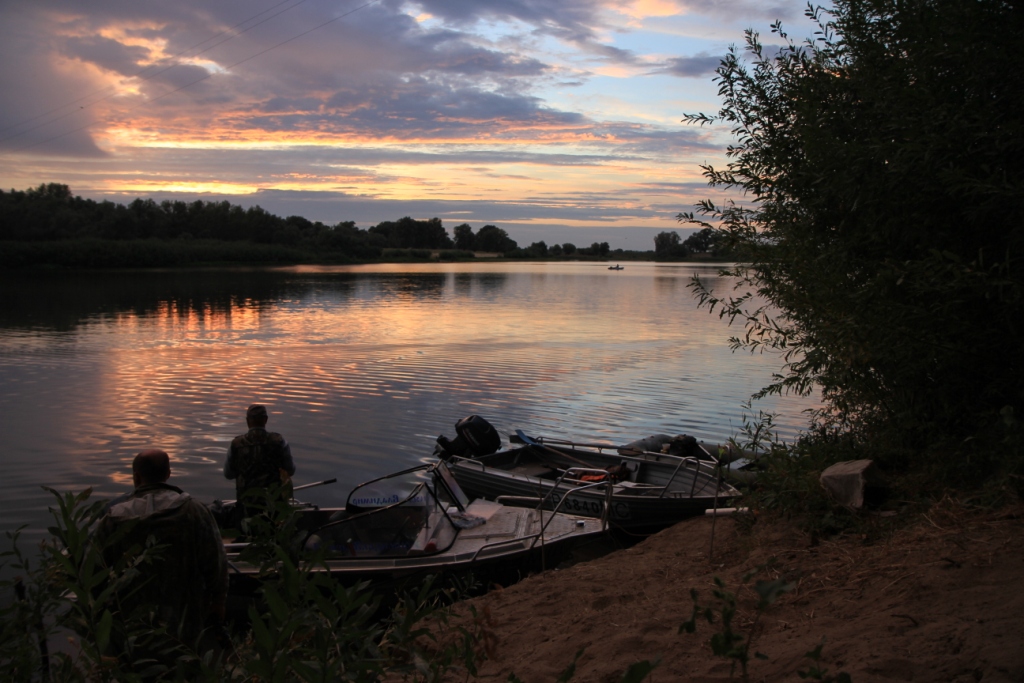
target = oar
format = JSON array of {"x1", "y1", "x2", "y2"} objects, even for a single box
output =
[
  {"x1": 220, "y1": 478, "x2": 338, "y2": 506},
  {"x1": 292, "y1": 478, "x2": 337, "y2": 492},
  {"x1": 515, "y1": 430, "x2": 600, "y2": 469}
]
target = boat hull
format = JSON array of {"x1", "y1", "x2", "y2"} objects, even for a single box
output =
[{"x1": 225, "y1": 498, "x2": 604, "y2": 594}]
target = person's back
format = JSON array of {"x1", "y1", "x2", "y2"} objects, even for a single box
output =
[
  {"x1": 96, "y1": 450, "x2": 227, "y2": 649},
  {"x1": 225, "y1": 404, "x2": 295, "y2": 503},
  {"x1": 228, "y1": 427, "x2": 291, "y2": 493}
]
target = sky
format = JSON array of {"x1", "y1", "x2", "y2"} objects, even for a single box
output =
[{"x1": 0, "y1": 0, "x2": 809, "y2": 250}]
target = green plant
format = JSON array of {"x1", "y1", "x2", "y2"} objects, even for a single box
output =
[
  {"x1": 679, "y1": 571, "x2": 793, "y2": 683},
  {"x1": 798, "y1": 642, "x2": 852, "y2": 683},
  {"x1": 681, "y1": 0, "x2": 1024, "y2": 484},
  {"x1": 1, "y1": 487, "x2": 492, "y2": 683}
]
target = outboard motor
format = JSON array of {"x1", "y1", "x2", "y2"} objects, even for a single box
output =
[{"x1": 435, "y1": 415, "x2": 502, "y2": 459}]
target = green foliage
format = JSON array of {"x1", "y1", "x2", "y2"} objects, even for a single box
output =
[
  {"x1": 0, "y1": 487, "x2": 491, "y2": 682},
  {"x1": 684, "y1": 573, "x2": 794, "y2": 683},
  {"x1": 679, "y1": 572, "x2": 793, "y2": 683},
  {"x1": 799, "y1": 642, "x2": 853, "y2": 683},
  {"x1": 681, "y1": 0, "x2": 1024, "y2": 482}
]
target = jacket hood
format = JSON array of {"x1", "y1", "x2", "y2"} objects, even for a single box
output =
[{"x1": 107, "y1": 486, "x2": 192, "y2": 521}]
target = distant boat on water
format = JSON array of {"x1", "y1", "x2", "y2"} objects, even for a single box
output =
[{"x1": 608, "y1": 264, "x2": 624, "y2": 270}]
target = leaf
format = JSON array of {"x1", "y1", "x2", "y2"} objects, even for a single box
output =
[
  {"x1": 753, "y1": 578, "x2": 795, "y2": 608},
  {"x1": 95, "y1": 609, "x2": 113, "y2": 654},
  {"x1": 556, "y1": 648, "x2": 585, "y2": 682},
  {"x1": 621, "y1": 659, "x2": 659, "y2": 683}
]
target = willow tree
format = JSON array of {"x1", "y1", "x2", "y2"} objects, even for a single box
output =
[{"x1": 683, "y1": 0, "x2": 1024, "y2": 479}]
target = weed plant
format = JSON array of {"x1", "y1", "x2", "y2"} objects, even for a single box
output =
[{"x1": 0, "y1": 487, "x2": 492, "y2": 682}]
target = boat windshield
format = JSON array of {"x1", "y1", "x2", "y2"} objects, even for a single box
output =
[
  {"x1": 308, "y1": 464, "x2": 461, "y2": 559},
  {"x1": 433, "y1": 461, "x2": 470, "y2": 510}
]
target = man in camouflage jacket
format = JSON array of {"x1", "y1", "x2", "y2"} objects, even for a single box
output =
[{"x1": 96, "y1": 449, "x2": 228, "y2": 649}]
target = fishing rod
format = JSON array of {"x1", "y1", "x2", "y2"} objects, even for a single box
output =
[{"x1": 291, "y1": 478, "x2": 337, "y2": 492}]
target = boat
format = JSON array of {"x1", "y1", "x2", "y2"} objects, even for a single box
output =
[
  {"x1": 608, "y1": 264, "x2": 624, "y2": 270},
  {"x1": 433, "y1": 417, "x2": 741, "y2": 532},
  {"x1": 223, "y1": 460, "x2": 606, "y2": 593}
]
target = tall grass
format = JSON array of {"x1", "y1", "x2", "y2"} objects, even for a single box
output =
[{"x1": 0, "y1": 488, "x2": 491, "y2": 682}]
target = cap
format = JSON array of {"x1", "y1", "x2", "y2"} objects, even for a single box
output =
[{"x1": 246, "y1": 404, "x2": 268, "y2": 420}]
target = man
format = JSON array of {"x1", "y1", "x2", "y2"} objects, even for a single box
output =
[
  {"x1": 224, "y1": 404, "x2": 296, "y2": 508},
  {"x1": 96, "y1": 449, "x2": 228, "y2": 649}
]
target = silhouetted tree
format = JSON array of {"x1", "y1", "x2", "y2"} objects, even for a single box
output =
[
  {"x1": 369, "y1": 217, "x2": 454, "y2": 249},
  {"x1": 682, "y1": 0, "x2": 1024, "y2": 477},
  {"x1": 527, "y1": 240, "x2": 548, "y2": 257},
  {"x1": 474, "y1": 225, "x2": 517, "y2": 253},
  {"x1": 654, "y1": 231, "x2": 685, "y2": 256},
  {"x1": 453, "y1": 223, "x2": 475, "y2": 250}
]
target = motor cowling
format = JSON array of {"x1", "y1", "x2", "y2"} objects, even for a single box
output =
[{"x1": 435, "y1": 415, "x2": 501, "y2": 459}]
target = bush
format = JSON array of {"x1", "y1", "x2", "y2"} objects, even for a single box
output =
[
  {"x1": 0, "y1": 488, "x2": 492, "y2": 682},
  {"x1": 682, "y1": 0, "x2": 1024, "y2": 484}
]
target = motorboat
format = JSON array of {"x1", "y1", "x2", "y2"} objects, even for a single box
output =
[
  {"x1": 434, "y1": 417, "x2": 741, "y2": 532},
  {"x1": 223, "y1": 460, "x2": 606, "y2": 593}
]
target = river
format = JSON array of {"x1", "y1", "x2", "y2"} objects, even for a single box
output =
[{"x1": 0, "y1": 261, "x2": 816, "y2": 551}]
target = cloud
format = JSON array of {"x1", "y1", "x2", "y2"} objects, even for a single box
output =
[
  {"x1": 658, "y1": 53, "x2": 723, "y2": 78},
  {"x1": 62, "y1": 36, "x2": 152, "y2": 77},
  {"x1": 0, "y1": 0, "x2": 810, "y2": 234}
]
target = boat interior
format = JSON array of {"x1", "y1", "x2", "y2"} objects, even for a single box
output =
[{"x1": 470, "y1": 444, "x2": 723, "y2": 498}]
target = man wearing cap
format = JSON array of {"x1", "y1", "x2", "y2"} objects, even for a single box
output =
[
  {"x1": 224, "y1": 404, "x2": 296, "y2": 511},
  {"x1": 96, "y1": 449, "x2": 228, "y2": 649}
]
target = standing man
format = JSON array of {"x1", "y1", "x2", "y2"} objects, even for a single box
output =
[
  {"x1": 224, "y1": 404, "x2": 296, "y2": 510},
  {"x1": 96, "y1": 449, "x2": 228, "y2": 649}
]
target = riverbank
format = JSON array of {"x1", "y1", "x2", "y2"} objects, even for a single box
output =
[{"x1": 431, "y1": 501, "x2": 1024, "y2": 682}]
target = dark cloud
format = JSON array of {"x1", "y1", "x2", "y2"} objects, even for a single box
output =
[
  {"x1": 659, "y1": 53, "x2": 724, "y2": 78},
  {"x1": 62, "y1": 36, "x2": 151, "y2": 77}
]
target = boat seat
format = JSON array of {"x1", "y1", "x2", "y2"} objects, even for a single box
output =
[{"x1": 621, "y1": 460, "x2": 641, "y2": 482}]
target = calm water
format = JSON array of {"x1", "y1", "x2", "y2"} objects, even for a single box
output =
[{"x1": 0, "y1": 262, "x2": 815, "y2": 550}]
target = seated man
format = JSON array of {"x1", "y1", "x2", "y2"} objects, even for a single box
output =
[{"x1": 96, "y1": 449, "x2": 228, "y2": 650}]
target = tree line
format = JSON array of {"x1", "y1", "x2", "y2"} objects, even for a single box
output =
[
  {"x1": 0, "y1": 185, "x2": 536, "y2": 268},
  {"x1": 0, "y1": 183, "x2": 733, "y2": 267}
]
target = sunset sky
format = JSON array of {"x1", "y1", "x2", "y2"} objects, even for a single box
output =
[{"x1": 0, "y1": 0, "x2": 809, "y2": 249}]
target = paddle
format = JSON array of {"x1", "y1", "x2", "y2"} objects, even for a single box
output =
[
  {"x1": 514, "y1": 430, "x2": 607, "y2": 470},
  {"x1": 292, "y1": 478, "x2": 337, "y2": 492}
]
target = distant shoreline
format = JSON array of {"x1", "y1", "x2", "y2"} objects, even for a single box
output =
[{"x1": 0, "y1": 238, "x2": 730, "y2": 270}]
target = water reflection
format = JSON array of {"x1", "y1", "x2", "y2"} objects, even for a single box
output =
[{"x1": 0, "y1": 262, "x2": 817, "y2": 551}]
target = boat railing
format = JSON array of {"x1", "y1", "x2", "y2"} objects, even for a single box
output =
[
  {"x1": 531, "y1": 435, "x2": 730, "y2": 473},
  {"x1": 539, "y1": 475, "x2": 612, "y2": 539},
  {"x1": 469, "y1": 515, "x2": 593, "y2": 563},
  {"x1": 663, "y1": 455, "x2": 705, "y2": 499},
  {"x1": 470, "y1": 487, "x2": 608, "y2": 563}
]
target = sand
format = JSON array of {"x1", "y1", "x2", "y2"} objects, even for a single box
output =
[{"x1": 428, "y1": 501, "x2": 1024, "y2": 682}]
